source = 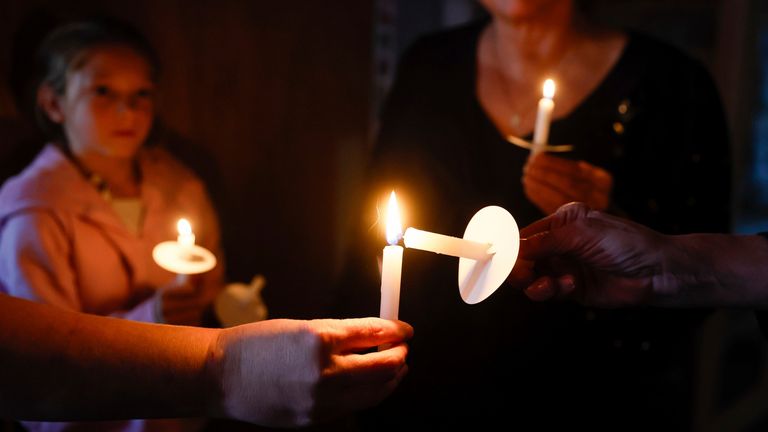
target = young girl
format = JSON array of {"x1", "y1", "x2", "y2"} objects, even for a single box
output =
[{"x1": 0, "y1": 19, "x2": 224, "y2": 431}]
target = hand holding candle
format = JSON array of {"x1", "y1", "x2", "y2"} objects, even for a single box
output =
[{"x1": 532, "y1": 78, "x2": 556, "y2": 154}]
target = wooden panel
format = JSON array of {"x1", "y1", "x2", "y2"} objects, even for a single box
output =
[{"x1": 0, "y1": 0, "x2": 374, "y2": 318}]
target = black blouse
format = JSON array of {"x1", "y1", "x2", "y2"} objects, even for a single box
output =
[{"x1": 336, "y1": 20, "x2": 730, "y2": 430}]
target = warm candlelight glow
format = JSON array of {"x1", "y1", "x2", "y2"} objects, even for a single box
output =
[
  {"x1": 385, "y1": 191, "x2": 402, "y2": 245},
  {"x1": 177, "y1": 218, "x2": 195, "y2": 247},
  {"x1": 533, "y1": 79, "x2": 557, "y2": 151},
  {"x1": 380, "y1": 191, "x2": 404, "y2": 321},
  {"x1": 543, "y1": 78, "x2": 555, "y2": 99}
]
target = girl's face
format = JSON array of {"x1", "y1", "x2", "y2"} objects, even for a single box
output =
[{"x1": 45, "y1": 45, "x2": 155, "y2": 159}]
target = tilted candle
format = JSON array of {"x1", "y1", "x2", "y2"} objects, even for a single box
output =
[{"x1": 403, "y1": 228, "x2": 494, "y2": 261}]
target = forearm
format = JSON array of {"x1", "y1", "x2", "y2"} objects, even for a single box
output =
[
  {"x1": 0, "y1": 295, "x2": 222, "y2": 421},
  {"x1": 654, "y1": 234, "x2": 768, "y2": 308},
  {"x1": 110, "y1": 293, "x2": 161, "y2": 323}
]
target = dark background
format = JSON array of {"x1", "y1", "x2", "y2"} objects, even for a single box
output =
[
  {"x1": 0, "y1": 0, "x2": 375, "y2": 320},
  {"x1": 1, "y1": 0, "x2": 768, "y2": 430}
]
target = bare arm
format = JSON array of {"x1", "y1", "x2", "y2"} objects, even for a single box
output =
[
  {"x1": 515, "y1": 202, "x2": 768, "y2": 308},
  {"x1": 0, "y1": 294, "x2": 412, "y2": 427},
  {"x1": 0, "y1": 294, "x2": 218, "y2": 421},
  {"x1": 657, "y1": 233, "x2": 768, "y2": 308}
]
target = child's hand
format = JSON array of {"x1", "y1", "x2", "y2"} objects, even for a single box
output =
[{"x1": 160, "y1": 276, "x2": 214, "y2": 326}]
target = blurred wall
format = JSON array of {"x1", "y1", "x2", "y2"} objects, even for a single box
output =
[{"x1": 0, "y1": 0, "x2": 374, "y2": 318}]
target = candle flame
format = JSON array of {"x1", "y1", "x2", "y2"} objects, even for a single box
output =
[
  {"x1": 543, "y1": 79, "x2": 556, "y2": 99},
  {"x1": 177, "y1": 218, "x2": 192, "y2": 236},
  {"x1": 385, "y1": 191, "x2": 402, "y2": 245}
]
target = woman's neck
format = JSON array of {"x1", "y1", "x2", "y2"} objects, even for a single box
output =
[{"x1": 489, "y1": 2, "x2": 579, "y2": 82}]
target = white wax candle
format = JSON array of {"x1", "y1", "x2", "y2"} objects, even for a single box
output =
[
  {"x1": 175, "y1": 218, "x2": 195, "y2": 285},
  {"x1": 380, "y1": 245, "x2": 403, "y2": 320},
  {"x1": 532, "y1": 78, "x2": 556, "y2": 153},
  {"x1": 177, "y1": 218, "x2": 196, "y2": 248},
  {"x1": 403, "y1": 227, "x2": 493, "y2": 261},
  {"x1": 380, "y1": 191, "x2": 404, "y2": 320}
]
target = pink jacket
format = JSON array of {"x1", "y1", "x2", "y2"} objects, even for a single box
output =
[{"x1": 0, "y1": 144, "x2": 223, "y2": 432}]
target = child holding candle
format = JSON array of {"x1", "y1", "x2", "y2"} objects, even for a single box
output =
[
  {"x1": 0, "y1": 18, "x2": 224, "y2": 432},
  {"x1": 335, "y1": 0, "x2": 730, "y2": 430}
]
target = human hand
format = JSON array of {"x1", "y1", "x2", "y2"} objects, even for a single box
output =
[
  {"x1": 523, "y1": 152, "x2": 613, "y2": 215},
  {"x1": 509, "y1": 202, "x2": 667, "y2": 307},
  {"x1": 210, "y1": 318, "x2": 413, "y2": 427},
  {"x1": 160, "y1": 276, "x2": 218, "y2": 326}
]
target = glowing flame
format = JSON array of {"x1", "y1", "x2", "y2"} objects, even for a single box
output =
[
  {"x1": 177, "y1": 218, "x2": 192, "y2": 236},
  {"x1": 177, "y1": 218, "x2": 195, "y2": 247},
  {"x1": 543, "y1": 78, "x2": 556, "y2": 99},
  {"x1": 385, "y1": 191, "x2": 402, "y2": 245}
]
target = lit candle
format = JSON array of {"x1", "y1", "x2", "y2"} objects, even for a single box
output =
[
  {"x1": 380, "y1": 191, "x2": 403, "y2": 320},
  {"x1": 177, "y1": 218, "x2": 195, "y2": 249},
  {"x1": 175, "y1": 218, "x2": 195, "y2": 284},
  {"x1": 403, "y1": 228, "x2": 493, "y2": 261},
  {"x1": 153, "y1": 218, "x2": 216, "y2": 282},
  {"x1": 532, "y1": 78, "x2": 556, "y2": 153}
]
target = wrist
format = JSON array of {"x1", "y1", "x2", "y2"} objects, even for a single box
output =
[
  {"x1": 651, "y1": 234, "x2": 699, "y2": 306},
  {"x1": 152, "y1": 291, "x2": 166, "y2": 324},
  {"x1": 202, "y1": 328, "x2": 228, "y2": 419},
  {"x1": 652, "y1": 233, "x2": 768, "y2": 308}
]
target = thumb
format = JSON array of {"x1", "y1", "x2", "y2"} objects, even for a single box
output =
[
  {"x1": 520, "y1": 219, "x2": 591, "y2": 262},
  {"x1": 519, "y1": 202, "x2": 594, "y2": 261}
]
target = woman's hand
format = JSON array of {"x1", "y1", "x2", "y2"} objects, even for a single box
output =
[
  {"x1": 508, "y1": 202, "x2": 666, "y2": 307},
  {"x1": 210, "y1": 318, "x2": 413, "y2": 427},
  {"x1": 523, "y1": 152, "x2": 613, "y2": 215}
]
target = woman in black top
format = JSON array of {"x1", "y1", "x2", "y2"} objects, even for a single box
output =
[{"x1": 336, "y1": 1, "x2": 729, "y2": 429}]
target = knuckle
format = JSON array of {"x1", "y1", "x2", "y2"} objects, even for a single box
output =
[{"x1": 360, "y1": 318, "x2": 385, "y2": 340}]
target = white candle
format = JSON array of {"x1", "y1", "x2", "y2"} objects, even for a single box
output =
[
  {"x1": 152, "y1": 217, "x2": 216, "y2": 283},
  {"x1": 532, "y1": 78, "x2": 556, "y2": 153},
  {"x1": 403, "y1": 227, "x2": 493, "y2": 261},
  {"x1": 177, "y1": 218, "x2": 195, "y2": 248},
  {"x1": 175, "y1": 218, "x2": 195, "y2": 285},
  {"x1": 380, "y1": 191, "x2": 403, "y2": 320}
]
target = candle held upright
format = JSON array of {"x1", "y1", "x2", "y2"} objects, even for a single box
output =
[
  {"x1": 176, "y1": 218, "x2": 195, "y2": 255},
  {"x1": 532, "y1": 78, "x2": 556, "y2": 153},
  {"x1": 380, "y1": 191, "x2": 403, "y2": 320},
  {"x1": 152, "y1": 217, "x2": 217, "y2": 282}
]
